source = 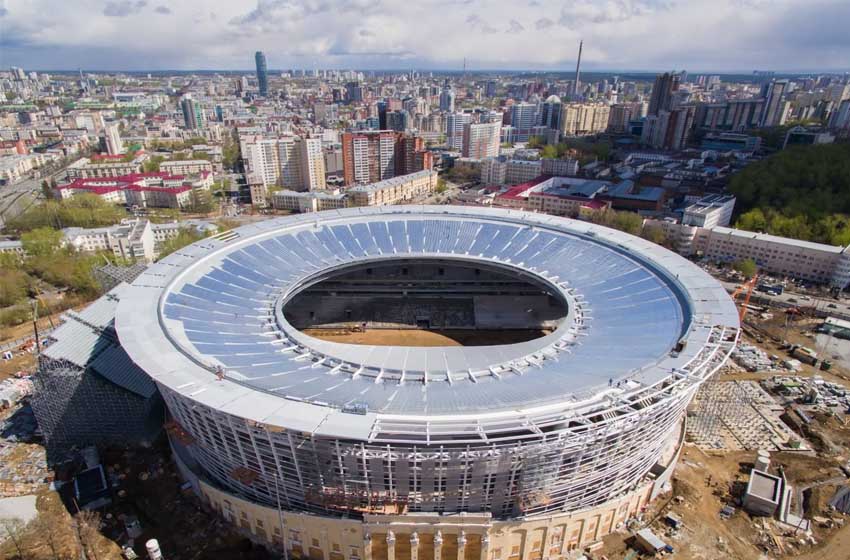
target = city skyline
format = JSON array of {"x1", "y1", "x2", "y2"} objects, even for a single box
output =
[{"x1": 2, "y1": 0, "x2": 850, "y2": 73}]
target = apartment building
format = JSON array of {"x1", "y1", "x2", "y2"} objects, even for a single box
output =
[
  {"x1": 347, "y1": 170, "x2": 437, "y2": 207},
  {"x1": 243, "y1": 136, "x2": 326, "y2": 191},
  {"x1": 561, "y1": 103, "x2": 611, "y2": 136},
  {"x1": 341, "y1": 130, "x2": 397, "y2": 185},
  {"x1": 462, "y1": 121, "x2": 501, "y2": 159}
]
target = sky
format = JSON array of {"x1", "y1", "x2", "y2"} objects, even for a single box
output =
[{"x1": 1, "y1": 0, "x2": 849, "y2": 73}]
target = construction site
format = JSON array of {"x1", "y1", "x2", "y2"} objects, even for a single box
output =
[{"x1": 5, "y1": 209, "x2": 850, "y2": 560}]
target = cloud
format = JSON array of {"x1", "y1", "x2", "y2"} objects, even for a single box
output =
[
  {"x1": 535, "y1": 17, "x2": 553, "y2": 30},
  {"x1": 103, "y1": 0, "x2": 147, "y2": 17},
  {"x1": 154, "y1": 5, "x2": 171, "y2": 14},
  {"x1": 0, "y1": 0, "x2": 847, "y2": 72},
  {"x1": 506, "y1": 19, "x2": 524, "y2": 34},
  {"x1": 465, "y1": 13, "x2": 498, "y2": 34}
]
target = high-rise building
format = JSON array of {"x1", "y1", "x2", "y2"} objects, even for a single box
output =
[
  {"x1": 539, "y1": 95, "x2": 563, "y2": 130},
  {"x1": 509, "y1": 102, "x2": 538, "y2": 141},
  {"x1": 376, "y1": 100, "x2": 388, "y2": 130},
  {"x1": 346, "y1": 82, "x2": 364, "y2": 104},
  {"x1": 180, "y1": 95, "x2": 205, "y2": 129},
  {"x1": 760, "y1": 80, "x2": 789, "y2": 127},
  {"x1": 648, "y1": 72, "x2": 680, "y2": 116},
  {"x1": 395, "y1": 135, "x2": 434, "y2": 176},
  {"x1": 386, "y1": 110, "x2": 409, "y2": 132},
  {"x1": 445, "y1": 113, "x2": 472, "y2": 151},
  {"x1": 439, "y1": 86, "x2": 456, "y2": 112},
  {"x1": 641, "y1": 106, "x2": 696, "y2": 150},
  {"x1": 485, "y1": 80, "x2": 497, "y2": 98},
  {"x1": 104, "y1": 123, "x2": 123, "y2": 155},
  {"x1": 462, "y1": 121, "x2": 502, "y2": 159},
  {"x1": 561, "y1": 103, "x2": 610, "y2": 136},
  {"x1": 255, "y1": 51, "x2": 268, "y2": 97},
  {"x1": 245, "y1": 137, "x2": 326, "y2": 191},
  {"x1": 341, "y1": 130, "x2": 398, "y2": 185}
]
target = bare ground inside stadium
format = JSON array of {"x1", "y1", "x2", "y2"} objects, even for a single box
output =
[{"x1": 302, "y1": 327, "x2": 552, "y2": 346}]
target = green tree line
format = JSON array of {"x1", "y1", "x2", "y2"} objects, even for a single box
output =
[{"x1": 729, "y1": 143, "x2": 850, "y2": 245}]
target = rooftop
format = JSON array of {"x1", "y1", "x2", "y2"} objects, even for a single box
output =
[{"x1": 116, "y1": 206, "x2": 738, "y2": 430}]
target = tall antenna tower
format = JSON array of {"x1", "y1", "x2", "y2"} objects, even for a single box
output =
[{"x1": 573, "y1": 40, "x2": 583, "y2": 98}]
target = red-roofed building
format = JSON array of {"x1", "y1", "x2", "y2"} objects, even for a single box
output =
[{"x1": 54, "y1": 171, "x2": 212, "y2": 209}]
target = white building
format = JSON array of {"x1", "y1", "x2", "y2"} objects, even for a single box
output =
[
  {"x1": 656, "y1": 222, "x2": 850, "y2": 288},
  {"x1": 159, "y1": 160, "x2": 213, "y2": 175},
  {"x1": 63, "y1": 219, "x2": 155, "y2": 262},
  {"x1": 481, "y1": 157, "x2": 543, "y2": 186},
  {"x1": 462, "y1": 121, "x2": 501, "y2": 159},
  {"x1": 271, "y1": 189, "x2": 347, "y2": 213},
  {"x1": 104, "y1": 124, "x2": 123, "y2": 155},
  {"x1": 445, "y1": 113, "x2": 472, "y2": 151},
  {"x1": 681, "y1": 194, "x2": 736, "y2": 228},
  {"x1": 243, "y1": 136, "x2": 326, "y2": 191}
]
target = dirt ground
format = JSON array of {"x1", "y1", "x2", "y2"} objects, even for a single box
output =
[{"x1": 303, "y1": 328, "x2": 549, "y2": 347}]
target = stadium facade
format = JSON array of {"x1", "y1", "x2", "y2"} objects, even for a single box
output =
[{"x1": 115, "y1": 206, "x2": 738, "y2": 557}]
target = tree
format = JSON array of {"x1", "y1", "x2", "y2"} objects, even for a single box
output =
[
  {"x1": 527, "y1": 136, "x2": 545, "y2": 149},
  {"x1": 733, "y1": 258, "x2": 758, "y2": 279},
  {"x1": 21, "y1": 227, "x2": 63, "y2": 258},
  {"x1": 540, "y1": 145, "x2": 558, "y2": 159},
  {"x1": 143, "y1": 155, "x2": 165, "y2": 172},
  {"x1": 73, "y1": 510, "x2": 102, "y2": 560},
  {"x1": 0, "y1": 517, "x2": 28, "y2": 559},
  {"x1": 0, "y1": 269, "x2": 32, "y2": 307}
]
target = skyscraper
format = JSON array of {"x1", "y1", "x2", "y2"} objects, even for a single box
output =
[
  {"x1": 539, "y1": 95, "x2": 563, "y2": 130},
  {"x1": 255, "y1": 51, "x2": 268, "y2": 97},
  {"x1": 648, "y1": 72, "x2": 680, "y2": 116},
  {"x1": 760, "y1": 80, "x2": 789, "y2": 127},
  {"x1": 180, "y1": 95, "x2": 205, "y2": 129},
  {"x1": 445, "y1": 113, "x2": 472, "y2": 150},
  {"x1": 439, "y1": 86, "x2": 456, "y2": 112}
]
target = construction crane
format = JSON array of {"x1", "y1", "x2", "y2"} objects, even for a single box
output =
[{"x1": 731, "y1": 273, "x2": 759, "y2": 322}]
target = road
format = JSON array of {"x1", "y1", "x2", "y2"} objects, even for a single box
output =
[
  {"x1": 0, "y1": 164, "x2": 68, "y2": 229},
  {"x1": 719, "y1": 280, "x2": 850, "y2": 318}
]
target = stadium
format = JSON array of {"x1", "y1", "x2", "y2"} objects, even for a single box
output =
[{"x1": 116, "y1": 205, "x2": 739, "y2": 557}]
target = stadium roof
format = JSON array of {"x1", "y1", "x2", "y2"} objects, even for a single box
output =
[{"x1": 116, "y1": 206, "x2": 738, "y2": 437}]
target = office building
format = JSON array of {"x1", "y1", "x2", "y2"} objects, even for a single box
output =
[
  {"x1": 681, "y1": 194, "x2": 736, "y2": 228},
  {"x1": 439, "y1": 86, "x2": 455, "y2": 112},
  {"x1": 255, "y1": 51, "x2": 268, "y2": 97},
  {"x1": 539, "y1": 95, "x2": 563, "y2": 130},
  {"x1": 180, "y1": 95, "x2": 205, "y2": 130},
  {"x1": 509, "y1": 102, "x2": 538, "y2": 140}
]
